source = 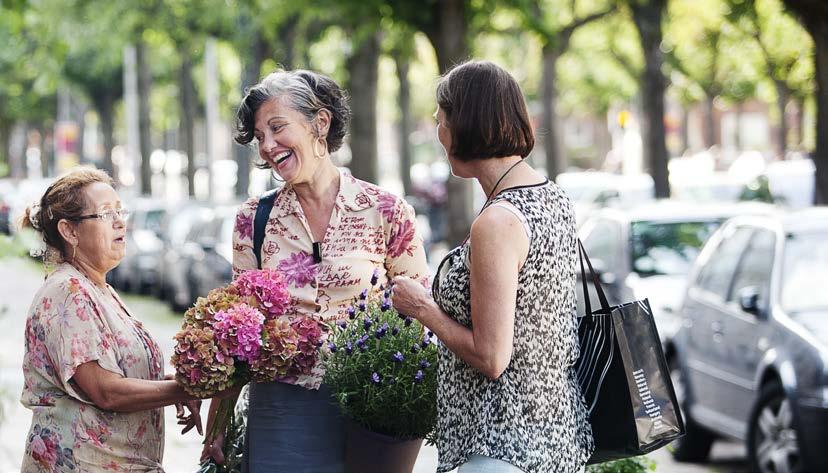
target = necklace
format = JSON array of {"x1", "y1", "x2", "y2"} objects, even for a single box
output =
[
  {"x1": 459, "y1": 158, "x2": 525, "y2": 246},
  {"x1": 480, "y1": 158, "x2": 525, "y2": 214}
]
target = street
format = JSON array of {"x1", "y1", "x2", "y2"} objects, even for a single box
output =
[{"x1": 0, "y1": 256, "x2": 749, "y2": 473}]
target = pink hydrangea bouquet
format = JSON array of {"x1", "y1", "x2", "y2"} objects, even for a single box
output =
[{"x1": 171, "y1": 269, "x2": 323, "y2": 439}]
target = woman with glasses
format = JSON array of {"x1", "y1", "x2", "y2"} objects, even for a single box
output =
[{"x1": 18, "y1": 168, "x2": 234, "y2": 472}]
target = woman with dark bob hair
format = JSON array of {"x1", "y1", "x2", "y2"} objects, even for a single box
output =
[
  {"x1": 393, "y1": 61, "x2": 594, "y2": 473},
  {"x1": 17, "y1": 168, "x2": 227, "y2": 472},
  {"x1": 201, "y1": 69, "x2": 429, "y2": 471}
]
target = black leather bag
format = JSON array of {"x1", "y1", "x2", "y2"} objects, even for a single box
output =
[{"x1": 575, "y1": 240, "x2": 685, "y2": 464}]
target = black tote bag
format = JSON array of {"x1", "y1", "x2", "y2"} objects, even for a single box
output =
[{"x1": 575, "y1": 240, "x2": 685, "y2": 464}]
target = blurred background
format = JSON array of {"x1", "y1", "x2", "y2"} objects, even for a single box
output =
[{"x1": 2, "y1": 0, "x2": 828, "y2": 472}]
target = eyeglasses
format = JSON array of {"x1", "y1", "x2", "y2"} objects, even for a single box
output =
[{"x1": 71, "y1": 208, "x2": 131, "y2": 223}]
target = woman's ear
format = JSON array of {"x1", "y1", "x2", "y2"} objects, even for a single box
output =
[
  {"x1": 315, "y1": 109, "x2": 332, "y2": 138},
  {"x1": 57, "y1": 219, "x2": 79, "y2": 249}
]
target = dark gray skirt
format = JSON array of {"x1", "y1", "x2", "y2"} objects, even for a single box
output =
[{"x1": 243, "y1": 382, "x2": 345, "y2": 473}]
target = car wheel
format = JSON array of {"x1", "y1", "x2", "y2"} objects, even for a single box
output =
[
  {"x1": 748, "y1": 382, "x2": 804, "y2": 473},
  {"x1": 669, "y1": 356, "x2": 715, "y2": 462}
]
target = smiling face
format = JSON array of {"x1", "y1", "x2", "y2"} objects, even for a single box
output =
[
  {"x1": 254, "y1": 96, "x2": 326, "y2": 185},
  {"x1": 67, "y1": 182, "x2": 127, "y2": 272}
]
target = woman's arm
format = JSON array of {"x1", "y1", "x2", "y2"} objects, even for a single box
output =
[
  {"x1": 393, "y1": 206, "x2": 529, "y2": 379},
  {"x1": 72, "y1": 361, "x2": 193, "y2": 412}
]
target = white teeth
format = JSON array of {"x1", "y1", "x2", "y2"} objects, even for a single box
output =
[{"x1": 274, "y1": 151, "x2": 291, "y2": 163}]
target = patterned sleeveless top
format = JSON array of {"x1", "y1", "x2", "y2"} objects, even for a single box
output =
[{"x1": 432, "y1": 181, "x2": 594, "y2": 473}]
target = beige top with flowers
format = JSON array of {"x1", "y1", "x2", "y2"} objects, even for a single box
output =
[
  {"x1": 232, "y1": 168, "x2": 429, "y2": 389},
  {"x1": 21, "y1": 264, "x2": 165, "y2": 472}
]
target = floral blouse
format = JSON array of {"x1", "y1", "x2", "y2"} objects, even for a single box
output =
[
  {"x1": 233, "y1": 168, "x2": 429, "y2": 389},
  {"x1": 21, "y1": 264, "x2": 166, "y2": 472}
]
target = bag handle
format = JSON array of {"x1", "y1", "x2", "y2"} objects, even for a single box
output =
[
  {"x1": 578, "y1": 239, "x2": 611, "y2": 314},
  {"x1": 253, "y1": 189, "x2": 279, "y2": 270}
]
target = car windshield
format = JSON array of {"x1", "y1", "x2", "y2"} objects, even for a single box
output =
[
  {"x1": 781, "y1": 232, "x2": 828, "y2": 314},
  {"x1": 631, "y1": 220, "x2": 721, "y2": 277}
]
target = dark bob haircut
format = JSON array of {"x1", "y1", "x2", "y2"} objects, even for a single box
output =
[
  {"x1": 234, "y1": 70, "x2": 350, "y2": 160},
  {"x1": 436, "y1": 61, "x2": 534, "y2": 161}
]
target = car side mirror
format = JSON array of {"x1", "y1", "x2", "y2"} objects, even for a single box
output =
[{"x1": 738, "y1": 286, "x2": 762, "y2": 316}]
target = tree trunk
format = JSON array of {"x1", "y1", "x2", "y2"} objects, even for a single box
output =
[
  {"x1": 632, "y1": 0, "x2": 670, "y2": 198},
  {"x1": 426, "y1": 0, "x2": 474, "y2": 246},
  {"x1": 795, "y1": 94, "x2": 806, "y2": 148},
  {"x1": 97, "y1": 94, "x2": 116, "y2": 178},
  {"x1": 542, "y1": 45, "x2": 564, "y2": 179},
  {"x1": 0, "y1": 121, "x2": 10, "y2": 177},
  {"x1": 703, "y1": 94, "x2": 715, "y2": 149},
  {"x1": 680, "y1": 105, "x2": 690, "y2": 154},
  {"x1": 346, "y1": 32, "x2": 380, "y2": 184},
  {"x1": 808, "y1": 15, "x2": 828, "y2": 204},
  {"x1": 279, "y1": 14, "x2": 299, "y2": 69},
  {"x1": 394, "y1": 51, "x2": 413, "y2": 196},
  {"x1": 775, "y1": 80, "x2": 790, "y2": 159},
  {"x1": 179, "y1": 47, "x2": 197, "y2": 197},
  {"x1": 136, "y1": 39, "x2": 153, "y2": 195},
  {"x1": 734, "y1": 101, "x2": 744, "y2": 152}
]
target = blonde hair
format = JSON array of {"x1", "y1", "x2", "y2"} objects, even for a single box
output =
[{"x1": 20, "y1": 167, "x2": 115, "y2": 264}]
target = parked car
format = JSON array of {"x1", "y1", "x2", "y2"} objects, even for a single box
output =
[
  {"x1": 670, "y1": 208, "x2": 828, "y2": 473},
  {"x1": 557, "y1": 171, "x2": 654, "y2": 226},
  {"x1": 186, "y1": 205, "x2": 237, "y2": 302},
  {"x1": 108, "y1": 198, "x2": 166, "y2": 293},
  {"x1": 157, "y1": 202, "x2": 212, "y2": 311},
  {"x1": 577, "y1": 201, "x2": 775, "y2": 346}
]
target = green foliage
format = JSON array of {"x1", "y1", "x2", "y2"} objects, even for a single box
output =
[
  {"x1": 323, "y1": 283, "x2": 438, "y2": 440},
  {"x1": 559, "y1": 12, "x2": 641, "y2": 114},
  {"x1": 665, "y1": 0, "x2": 765, "y2": 104},
  {"x1": 586, "y1": 456, "x2": 657, "y2": 473}
]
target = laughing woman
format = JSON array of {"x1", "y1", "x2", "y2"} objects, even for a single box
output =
[{"x1": 201, "y1": 69, "x2": 429, "y2": 473}]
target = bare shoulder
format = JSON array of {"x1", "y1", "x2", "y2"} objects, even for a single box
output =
[{"x1": 471, "y1": 204, "x2": 529, "y2": 249}]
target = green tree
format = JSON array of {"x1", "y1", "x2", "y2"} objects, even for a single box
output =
[
  {"x1": 385, "y1": 0, "x2": 477, "y2": 246},
  {"x1": 511, "y1": 0, "x2": 617, "y2": 178},
  {"x1": 727, "y1": 0, "x2": 814, "y2": 156}
]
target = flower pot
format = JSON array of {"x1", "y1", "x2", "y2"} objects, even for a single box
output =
[{"x1": 344, "y1": 418, "x2": 424, "y2": 473}]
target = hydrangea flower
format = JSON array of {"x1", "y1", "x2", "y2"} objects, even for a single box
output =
[
  {"x1": 212, "y1": 304, "x2": 265, "y2": 363},
  {"x1": 233, "y1": 269, "x2": 291, "y2": 318}
]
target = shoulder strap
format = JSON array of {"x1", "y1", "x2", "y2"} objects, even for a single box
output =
[{"x1": 253, "y1": 189, "x2": 279, "y2": 270}]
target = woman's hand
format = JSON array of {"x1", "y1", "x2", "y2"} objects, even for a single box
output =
[
  {"x1": 200, "y1": 431, "x2": 226, "y2": 465},
  {"x1": 176, "y1": 400, "x2": 202, "y2": 435},
  {"x1": 391, "y1": 276, "x2": 433, "y2": 321}
]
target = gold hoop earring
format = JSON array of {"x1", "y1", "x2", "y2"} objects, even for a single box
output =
[{"x1": 313, "y1": 137, "x2": 327, "y2": 159}]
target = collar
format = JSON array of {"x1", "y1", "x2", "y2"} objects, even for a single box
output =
[{"x1": 271, "y1": 168, "x2": 375, "y2": 218}]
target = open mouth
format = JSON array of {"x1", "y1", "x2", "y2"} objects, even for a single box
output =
[
  {"x1": 274, "y1": 150, "x2": 293, "y2": 166},
  {"x1": 114, "y1": 236, "x2": 125, "y2": 243}
]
